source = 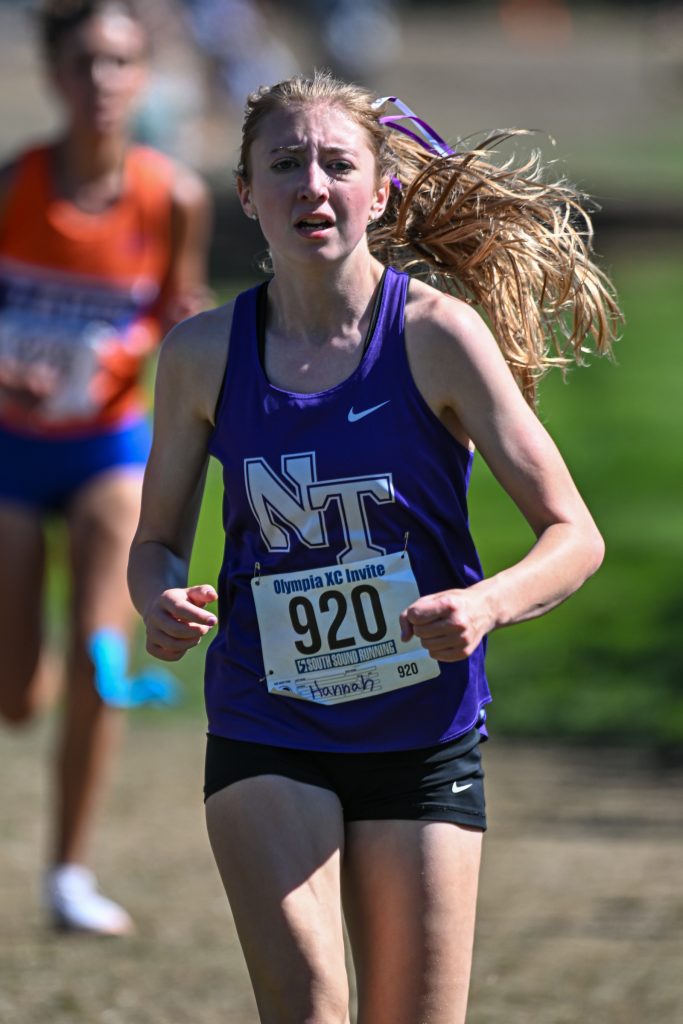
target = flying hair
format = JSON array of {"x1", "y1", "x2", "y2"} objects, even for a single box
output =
[{"x1": 238, "y1": 71, "x2": 622, "y2": 407}]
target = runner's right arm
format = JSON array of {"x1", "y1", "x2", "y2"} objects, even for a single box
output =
[{"x1": 128, "y1": 302, "x2": 233, "y2": 661}]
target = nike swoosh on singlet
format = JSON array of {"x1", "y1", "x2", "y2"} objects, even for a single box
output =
[
  {"x1": 451, "y1": 781, "x2": 473, "y2": 794},
  {"x1": 347, "y1": 401, "x2": 391, "y2": 422}
]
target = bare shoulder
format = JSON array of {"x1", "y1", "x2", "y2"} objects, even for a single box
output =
[
  {"x1": 403, "y1": 278, "x2": 512, "y2": 426},
  {"x1": 404, "y1": 278, "x2": 493, "y2": 358},
  {"x1": 133, "y1": 145, "x2": 208, "y2": 209},
  {"x1": 169, "y1": 158, "x2": 210, "y2": 214},
  {"x1": 157, "y1": 299, "x2": 235, "y2": 424}
]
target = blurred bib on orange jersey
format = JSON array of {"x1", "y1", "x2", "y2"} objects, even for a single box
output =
[{"x1": 0, "y1": 258, "x2": 159, "y2": 422}]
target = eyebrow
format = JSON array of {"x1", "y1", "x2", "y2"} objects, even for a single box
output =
[{"x1": 269, "y1": 144, "x2": 354, "y2": 155}]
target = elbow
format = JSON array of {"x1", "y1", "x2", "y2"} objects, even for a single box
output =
[{"x1": 584, "y1": 523, "x2": 606, "y2": 579}]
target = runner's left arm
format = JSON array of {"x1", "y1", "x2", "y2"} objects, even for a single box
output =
[
  {"x1": 399, "y1": 284, "x2": 605, "y2": 662},
  {"x1": 162, "y1": 163, "x2": 214, "y2": 327}
]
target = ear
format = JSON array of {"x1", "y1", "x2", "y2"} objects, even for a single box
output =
[
  {"x1": 369, "y1": 176, "x2": 391, "y2": 222},
  {"x1": 236, "y1": 176, "x2": 257, "y2": 221}
]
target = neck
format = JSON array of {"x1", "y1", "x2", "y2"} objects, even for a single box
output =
[
  {"x1": 268, "y1": 253, "x2": 385, "y2": 345},
  {"x1": 54, "y1": 131, "x2": 129, "y2": 202}
]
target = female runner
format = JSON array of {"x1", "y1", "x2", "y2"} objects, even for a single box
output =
[
  {"x1": 0, "y1": 0, "x2": 211, "y2": 935},
  {"x1": 129, "y1": 72, "x2": 619, "y2": 1019}
]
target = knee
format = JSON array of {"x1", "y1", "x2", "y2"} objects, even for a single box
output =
[
  {"x1": 0, "y1": 657, "x2": 53, "y2": 725},
  {"x1": 302, "y1": 984, "x2": 349, "y2": 1024},
  {"x1": 309, "y1": 988, "x2": 350, "y2": 1024},
  {"x1": 257, "y1": 970, "x2": 349, "y2": 1024},
  {"x1": 0, "y1": 691, "x2": 38, "y2": 727}
]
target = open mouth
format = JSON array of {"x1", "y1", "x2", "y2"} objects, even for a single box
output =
[{"x1": 295, "y1": 216, "x2": 334, "y2": 233}]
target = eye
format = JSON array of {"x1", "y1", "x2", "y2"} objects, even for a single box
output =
[
  {"x1": 328, "y1": 160, "x2": 353, "y2": 175},
  {"x1": 271, "y1": 157, "x2": 298, "y2": 172}
]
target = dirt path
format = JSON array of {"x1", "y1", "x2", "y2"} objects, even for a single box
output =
[{"x1": 2, "y1": 716, "x2": 681, "y2": 1023}]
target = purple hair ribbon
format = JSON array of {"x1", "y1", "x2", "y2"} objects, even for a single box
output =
[{"x1": 374, "y1": 95, "x2": 454, "y2": 159}]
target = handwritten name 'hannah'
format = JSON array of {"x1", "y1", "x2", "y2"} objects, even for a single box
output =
[{"x1": 305, "y1": 674, "x2": 379, "y2": 701}]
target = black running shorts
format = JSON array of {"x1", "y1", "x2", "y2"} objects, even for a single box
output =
[{"x1": 204, "y1": 727, "x2": 486, "y2": 830}]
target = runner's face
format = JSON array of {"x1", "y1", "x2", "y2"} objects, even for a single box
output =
[
  {"x1": 238, "y1": 103, "x2": 389, "y2": 268},
  {"x1": 50, "y1": 11, "x2": 147, "y2": 136}
]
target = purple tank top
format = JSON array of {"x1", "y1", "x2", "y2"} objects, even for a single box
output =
[{"x1": 204, "y1": 268, "x2": 491, "y2": 751}]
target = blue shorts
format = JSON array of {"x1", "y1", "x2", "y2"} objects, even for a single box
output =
[
  {"x1": 204, "y1": 727, "x2": 487, "y2": 829},
  {"x1": 0, "y1": 416, "x2": 152, "y2": 513}
]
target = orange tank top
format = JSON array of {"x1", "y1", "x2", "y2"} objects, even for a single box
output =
[{"x1": 0, "y1": 144, "x2": 174, "y2": 435}]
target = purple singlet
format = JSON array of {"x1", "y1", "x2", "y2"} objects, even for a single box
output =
[{"x1": 204, "y1": 268, "x2": 491, "y2": 751}]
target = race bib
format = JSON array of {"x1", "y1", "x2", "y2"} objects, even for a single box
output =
[
  {"x1": 251, "y1": 551, "x2": 440, "y2": 705},
  {"x1": 0, "y1": 261, "x2": 155, "y2": 421}
]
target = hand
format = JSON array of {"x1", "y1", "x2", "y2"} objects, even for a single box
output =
[
  {"x1": 144, "y1": 584, "x2": 218, "y2": 661},
  {"x1": 399, "y1": 587, "x2": 491, "y2": 662}
]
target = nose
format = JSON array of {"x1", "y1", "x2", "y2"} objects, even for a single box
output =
[
  {"x1": 297, "y1": 161, "x2": 330, "y2": 201},
  {"x1": 90, "y1": 55, "x2": 119, "y2": 91}
]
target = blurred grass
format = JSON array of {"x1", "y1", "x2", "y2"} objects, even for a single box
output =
[
  {"x1": 469, "y1": 253, "x2": 683, "y2": 744},
  {"x1": 575, "y1": 134, "x2": 683, "y2": 198},
  {"x1": 117, "y1": 255, "x2": 683, "y2": 743}
]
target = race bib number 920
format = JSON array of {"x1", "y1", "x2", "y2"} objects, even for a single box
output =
[{"x1": 251, "y1": 551, "x2": 440, "y2": 705}]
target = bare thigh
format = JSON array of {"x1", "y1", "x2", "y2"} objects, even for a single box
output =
[
  {"x1": 0, "y1": 501, "x2": 48, "y2": 721},
  {"x1": 343, "y1": 819, "x2": 483, "y2": 1024},
  {"x1": 66, "y1": 466, "x2": 144, "y2": 645},
  {"x1": 206, "y1": 776, "x2": 351, "y2": 1024},
  {"x1": 0, "y1": 464, "x2": 144, "y2": 711}
]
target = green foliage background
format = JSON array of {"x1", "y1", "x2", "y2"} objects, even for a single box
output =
[
  {"x1": 115, "y1": 253, "x2": 683, "y2": 744},
  {"x1": 469, "y1": 254, "x2": 683, "y2": 744}
]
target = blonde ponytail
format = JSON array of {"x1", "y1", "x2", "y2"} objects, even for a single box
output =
[{"x1": 370, "y1": 125, "x2": 621, "y2": 405}]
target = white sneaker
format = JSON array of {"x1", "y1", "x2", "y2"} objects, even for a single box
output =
[{"x1": 44, "y1": 864, "x2": 134, "y2": 936}]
